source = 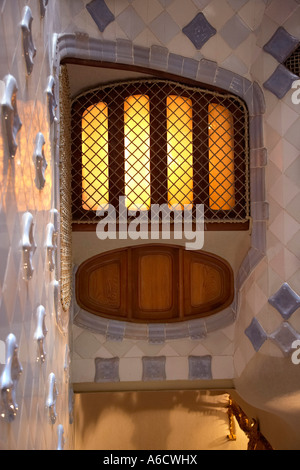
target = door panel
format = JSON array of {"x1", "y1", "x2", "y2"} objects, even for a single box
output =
[{"x1": 75, "y1": 245, "x2": 234, "y2": 323}]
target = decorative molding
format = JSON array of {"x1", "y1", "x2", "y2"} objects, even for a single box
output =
[
  {"x1": 51, "y1": 208, "x2": 60, "y2": 234},
  {"x1": 1, "y1": 74, "x2": 22, "y2": 158},
  {"x1": 39, "y1": 0, "x2": 49, "y2": 18},
  {"x1": 46, "y1": 223, "x2": 57, "y2": 272},
  {"x1": 33, "y1": 132, "x2": 47, "y2": 189},
  {"x1": 0, "y1": 334, "x2": 23, "y2": 422},
  {"x1": 45, "y1": 75, "x2": 57, "y2": 124},
  {"x1": 21, "y1": 212, "x2": 37, "y2": 281},
  {"x1": 57, "y1": 424, "x2": 65, "y2": 450},
  {"x1": 59, "y1": 65, "x2": 73, "y2": 314},
  {"x1": 52, "y1": 278, "x2": 69, "y2": 335},
  {"x1": 33, "y1": 305, "x2": 48, "y2": 363},
  {"x1": 46, "y1": 372, "x2": 58, "y2": 424},
  {"x1": 21, "y1": 6, "x2": 36, "y2": 75}
]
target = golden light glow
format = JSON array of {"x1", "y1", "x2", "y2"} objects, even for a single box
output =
[
  {"x1": 124, "y1": 94, "x2": 151, "y2": 211},
  {"x1": 82, "y1": 102, "x2": 109, "y2": 211},
  {"x1": 208, "y1": 103, "x2": 235, "y2": 210},
  {"x1": 167, "y1": 95, "x2": 193, "y2": 210}
]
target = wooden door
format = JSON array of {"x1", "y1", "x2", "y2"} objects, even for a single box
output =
[{"x1": 76, "y1": 245, "x2": 234, "y2": 323}]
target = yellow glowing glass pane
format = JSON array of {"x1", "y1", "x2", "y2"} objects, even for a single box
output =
[
  {"x1": 167, "y1": 95, "x2": 193, "y2": 210},
  {"x1": 124, "y1": 95, "x2": 151, "y2": 211},
  {"x1": 82, "y1": 102, "x2": 109, "y2": 211},
  {"x1": 208, "y1": 103, "x2": 235, "y2": 211}
]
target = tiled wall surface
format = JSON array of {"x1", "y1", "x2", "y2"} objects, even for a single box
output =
[
  {"x1": 0, "y1": 0, "x2": 300, "y2": 449},
  {"x1": 0, "y1": 0, "x2": 73, "y2": 450}
]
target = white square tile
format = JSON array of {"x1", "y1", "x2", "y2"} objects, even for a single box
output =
[
  {"x1": 238, "y1": 0, "x2": 266, "y2": 31},
  {"x1": 212, "y1": 356, "x2": 234, "y2": 379},
  {"x1": 119, "y1": 357, "x2": 142, "y2": 381},
  {"x1": 265, "y1": 0, "x2": 299, "y2": 25},
  {"x1": 165, "y1": 356, "x2": 188, "y2": 380}
]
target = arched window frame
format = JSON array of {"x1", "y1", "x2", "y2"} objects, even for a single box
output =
[{"x1": 71, "y1": 78, "x2": 250, "y2": 231}]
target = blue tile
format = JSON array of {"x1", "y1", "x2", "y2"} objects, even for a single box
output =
[
  {"x1": 245, "y1": 318, "x2": 267, "y2": 352},
  {"x1": 150, "y1": 45, "x2": 168, "y2": 70},
  {"x1": 142, "y1": 356, "x2": 166, "y2": 381},
  {"x1": 94, "y1": 357, "x2": 119, "y2": 383},
  {"x1": 106, "y1": 320, "x2": 125, "y2": 341},
  {"x1": 268, "y1": 283, "x2": 300, "y2": 320},
  {"x1": 263, "y1": 64, "x2": 299, "y2": 99},
  {"x1": 182, "y1": 13, "x2": 216, "y2": 50},
  {"x1": 263, "y1": 27, "x2": 299, "y2": 63},
  {"x1": 188, "y1": 355, "x2": 212, "y2": 380},
  {"x1": 148, "y1": 324, "x2": 165, "y2": 344},
  {"x1": 168, "y1": 53, "x2": 183, "y2": 75},
  {"x1": 269, "y1": 322, "x2": 300, "y2": 356},
  {"x1": 86, "y1": 0, "x2": 114, "y2": 33}
]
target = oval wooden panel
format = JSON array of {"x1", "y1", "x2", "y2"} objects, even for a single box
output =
[{"x1": 76, "y1": 245, "x2": 234, "y2": 323}]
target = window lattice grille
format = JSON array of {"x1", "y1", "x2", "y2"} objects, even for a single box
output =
[
  {"x1": 71, "y1": 79, "x2": 249, "y2": 224},
  {"x1": 284, "y1": 45, "x2": 300, "y2": 77}
]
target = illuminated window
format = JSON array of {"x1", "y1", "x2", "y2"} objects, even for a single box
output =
[
  {"x1": 71, "y1": 79, "x2": 249, "y2": 227},
  {"x1": 81, "y1": 102, "x2": 109, "y2": 211},
  {"x1": 167, "y1": 95, "x2": 193, "y2": 210},
  {"x1": 124, "y1": 94, "x2": 151, "y2": 211}
]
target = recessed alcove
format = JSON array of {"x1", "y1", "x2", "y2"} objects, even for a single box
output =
[{"x1": 57, "y1": 37, "x2": 266, "y2": 344}]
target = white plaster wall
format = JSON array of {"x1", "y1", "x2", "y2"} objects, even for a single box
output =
[{"x1": 0, "y1": 0, "x2": 73, "y2": 450}]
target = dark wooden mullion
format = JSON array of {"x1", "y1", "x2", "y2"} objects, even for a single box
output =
[
  {"x1": 149, "y1": 86, "x2": 168, "y2": 207},
  {"x1": 108, "y1": 90, "x2": 125, "y2": 217},
  {"x1": 193, "y1": 95, "x2": 209, "y2": 220}
]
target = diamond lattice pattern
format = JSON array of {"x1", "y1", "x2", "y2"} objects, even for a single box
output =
[{"x1": 71, "y1": 79, "x2": 249, "y2": 223}]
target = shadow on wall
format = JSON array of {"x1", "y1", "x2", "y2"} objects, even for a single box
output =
[{"x1": 74, "y1": 390, "x2": 248, "y2": 450}]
